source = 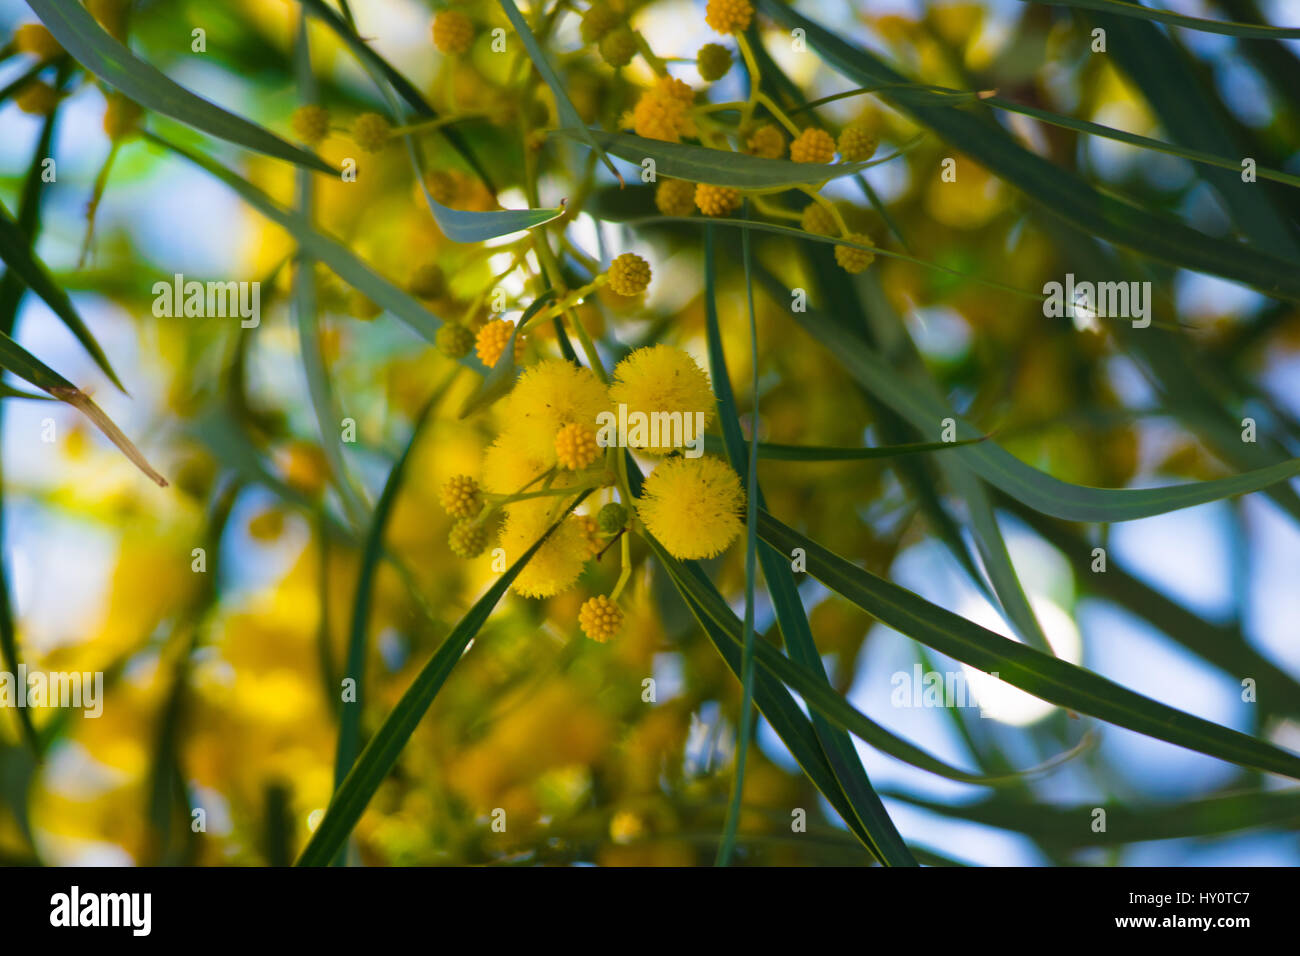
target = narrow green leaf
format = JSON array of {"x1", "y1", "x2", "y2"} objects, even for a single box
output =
[
  {"x1": 295, "y1": 490, "x2": 591, "y2": 866},
  {"x1": 657, "y1": 555, "x2": 882, "y2": 860},
  {"x1": 758, "y1": 510, "x2": 1300, "y2": 781},
  {"x1": 331, "y1": 394, "x2": 439, "y2": 866},
  {"x1": 652, "y1": 532, "x2": 1073, "y2": 788},
  {"x1": 714, "y1": 219, "x2": 761, "y2": 867},
  {"x1": 293, "y1": 19, "x2": 369, "y2": 534},
  {"x1": 0, "y1": 200, "x2": 125, "y2": 391},
  {"x1": 700, "y1": 434, "x2": 987, "y2": 460},
  {"x1": 704, "y1": 225, "x2": 914, "y2": 865},
  {"x1": 298, "y1": 0, "x2": 496, "y2": 191},
  {"x1": 418, "y1": 197, "x2": 566, "y2": 244},
  {"x1": 757, "y1": 0, "x2": 1300, "y2": 302},
  {"x1": 553, "y1": 128, "x2": 916, "y2": 189},
  {"x1": 144, "y1": 131, "x2": 452, "y2": 348},
  {"x1": 622, "y1": 214, "x2": 1050, "y2": 302},
  {"x1": 27, "y1": 0, "x2": 334, "y2": 174},
  {"x1": 1022, "y1": 0, "x2": 1300, "y2": 39},
  {"x1": 983, "y1": 95, "x2": 1300, "y2": 192},
  {"x1": 887, "y1": 786, "x2": 1300, "y2": 847},
  {"x1": 0, "y1": 330, "x2": 165, "y2": 485},
  {"x1": 788, "y1": 295, "x2": 1300, "y2": 521},
  {"x1": 497, "y1": 0, "x2": 621, "y2": 183}
]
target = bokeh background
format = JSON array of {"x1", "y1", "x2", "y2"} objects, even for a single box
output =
[{"x1": 1, "y1": 0, "x2": 1298, "y2": 866}]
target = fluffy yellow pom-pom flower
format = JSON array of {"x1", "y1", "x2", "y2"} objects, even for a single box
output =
[
  {"x1": 746, "y1": 124, "x2": 785, "y2": 159},
  {"x1": 482, "y1": 437, "x2": 577, "y2": 496},
  {"x1": 834, "y1": 234, "x2": 876, "y2": 274},
  {"x1": 291, "y1": 105, "x2": 330, "y2": 145},
  {"x1": 475, "y1": 318, "x2": 524, "y2": 367},
  {"x1": 790, "y1": 127, "x2": 836, "y2": 164},
  {"x1": 579, "y1": 595, "x2": 624, "y2": 642},
  {"x1": 637, "y1": 456, "x2": 745, "y2": 560},
  {"x1": 655, "y1": 179, "x2": 696, "y2": 217},
  {"x1": 555, "y1": 423, "x2": 601, "y2": 470},
  {"x1": 838, "y1": 124, "x2": 878, "y2": 162},
  {"x1": 351, "y1": 112, "x2": 391, "y2": 153},
  {"x1": 609, "y1": 345, "x2": 714, "y2": 455},
  {"x1": 433, "y1": 10, "x2": 474, "y2": 54},
  {"x1": 705, "y1": 0, "x2": 754, "y2": 34},
  {"x1": 607, "y1": 252, "x2": 651, "y2": 296},
  {"x1": 694, "y1": 183, "x2": 741, "y2": 217},
  {"x1": 439, "y1": 475, "x2": 483, "y2": 518},
  {"x1": 501, "y1": 359, "x2": 612, "y2": 466},
  {"x1": 500, "y1": 505, "x2": 591, "y2": 598}
]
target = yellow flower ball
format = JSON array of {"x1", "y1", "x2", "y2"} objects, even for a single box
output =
[
  {"x1": 694, "y1": 183, "x2": 741, "y2": 217},
  {"x1": 500, "y1": 505, "x2": 591, "y2": 598},
  {"x1": 696, "y1": 43, "x2": 732, "y2": 82},
  {"x1": 834, "y1": 234, "x2": 876, "y2": 274},
  {"x1": 15, "y1": 81, "x2": 59, "y2": 116},
  {"x1": 433, "y1": 10, "x2": 474, "y2": 55},
  {"x1": 436, "y1": 322, "x2": 475, "y2": 359},
  {"x1": 15, "y1": 23, "x2": 62, "y2": 59},
  {"x1": 439, "y1": 475, "x2": 483, "y2": 518},
  {"x1": 409, "y1": 262, "x2": 446, "y2": 299},
  {"x1": 746, "y1": 124, "x2": 785, "y2": 159},
  {"x1": 291, "y1": 105, "x2": 330, "y2": 145},
  {"x1": 579, "y1": 595, "x2": 624, "y2": 642},
  {"x1": 800, "y1": 202, "x2": 837, "y2": 236},
  {"x1": 448, "y1": 519, "x2": 490, "y2": 558},
  {"x1": 600, "y1": 28, "x2": 637, "y2": 68},
  {"x1": 609, "y1": 345, "x2": 715, "y2": 455},
  {"x1": 607, "y1": 252, "x2": 652, "y2": 296},
  {"x1": 351, "y1": 112, "x2": 391, "y2": 153},
  {"x1": 790, "y1": 127, "x2": 836, "y2": 164},
  {"x1": 632, "y1": 77, "x2": 696, "y2": 142},
  {"x1": 838, "y1": 124, "x2": 878, "y2": 162},
  {"x1": 655, "y1": 179, "x2": 696, "y2": 217},
  {"x1": 475, "y1": 318, "x2": 524, "y2": 367},
  {"x1": 580, "y1": 4, "x2": 620, "y2": 44},
  {"x1": 555, "y1": 423, "x2": 601, "y2": 470},
  {"x1": 637, "y1": 456, "x2": 746, "y2": 560},
  {"x1": 705, "y1": 0, "x2": 754, "y2": 34},
  {"x1": 103, "y1": 93, "x2": 143, "y2": 141}
]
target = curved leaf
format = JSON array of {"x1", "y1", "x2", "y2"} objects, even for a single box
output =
[
  {"x1": 786, "y1": 292, "x2": 1300, "y2": 521},
  {"x1": 758, "y1": 510, "x2": 1300, "y2": 782},
  {"x1": 144, "y1": 131, "x2": 454, "y2": 349},
  {"x1": 1023, "y1": 0, "x2": 1300, "y2": 39},
  {"x1": 497, "y1": 0, "x2": 621, "y2": 183},
  {"x1": 757, "y1": 0, "x2": 1300, "y2": 302},
  {"x1": 419, "y1": 196, "x2": 566, "y2": 244},
  {"x1": 296, "y1": 490, "x2": 592, "y2": 866},
  {"x1": 28, "y1": 0, "x2": 334, "y2": 174},
  {"x1": 0, "y1": 200, "x2": 124, "y2": 391},
  {"x1": 553, "y1": 128, "x2": 914, "y2": 189}
]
